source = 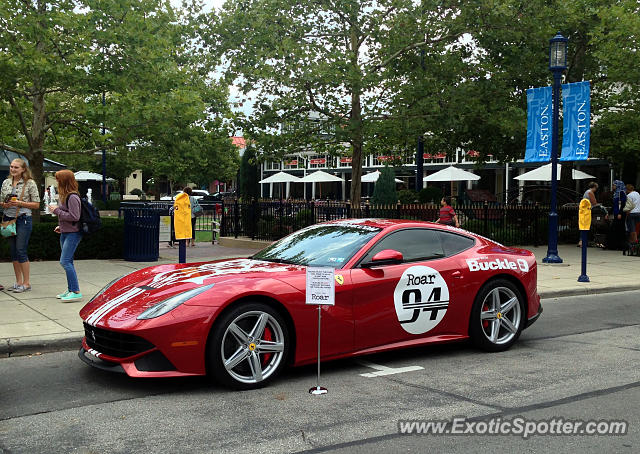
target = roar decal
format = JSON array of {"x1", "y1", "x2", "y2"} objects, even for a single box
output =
[{"x1": 393, "y1": 266, "x2": 449, "y2": 335}]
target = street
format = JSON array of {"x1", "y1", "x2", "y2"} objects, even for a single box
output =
[{"x1": 1, "y1": 291, "x2": 639, "y2": 453}]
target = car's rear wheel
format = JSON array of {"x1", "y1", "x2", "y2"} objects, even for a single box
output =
[
  {"x1": 469, "y1": 279, "x2": 525, "y2": 352},
  {"x1": 208, "y1": 303, "x2": 289, "y2": 390}
]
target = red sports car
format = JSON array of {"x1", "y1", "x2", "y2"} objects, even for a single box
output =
[{"x1": 79, "y1": 219, "x2": 541, "y2": 389}]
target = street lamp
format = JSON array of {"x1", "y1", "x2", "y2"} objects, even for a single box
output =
[{"x1": 542, "y1": 32, "x2": 568, "y2": 264}]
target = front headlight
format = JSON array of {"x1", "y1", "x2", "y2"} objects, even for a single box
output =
[
  {"x1": 137, "y1": 284, "x2": 215, "y2": 320},
  {"x1": 88, "y1": 276, "x2": 123, "y2": 304}
]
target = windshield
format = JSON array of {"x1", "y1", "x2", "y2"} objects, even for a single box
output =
[{"x1": 252, "y1": 224, "x2": 381, "y2": 268}]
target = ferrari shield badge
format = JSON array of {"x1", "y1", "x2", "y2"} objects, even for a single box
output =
[{"x1": 393, "y1": 265, "x2": 449, "y2": 334}]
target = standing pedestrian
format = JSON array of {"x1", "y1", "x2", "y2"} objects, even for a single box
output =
[
  {"x1": 624, "y1": 184, "x2": 640, "y2": 244},
  {"x1": 578, "y1": 182, "x2": 601, "y2": 247},
  {"x1": 435, "y1": 197, "x2": 460, "y2": 228},
  {"x1": 183, "y1": 187, "x2": 197, "y2": 246},
  {"x1": 48, "y1": 170, "x2": 83, "y2": 302},
  {"x1": 0, "y1": 159, "x2": 41, "y2": 292},
  {"x1": 606, "y1": 180, "x2": 627, "y2": 250}
]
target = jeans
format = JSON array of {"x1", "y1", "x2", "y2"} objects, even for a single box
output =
[
  {"x1": 625, "y1": 212, "x2": 640, "y2": 234},
  {"x1": 7, "y1": 215, "x2": 32, "y2": 263},
  {"x1": 60, "y1": 231, "x2": 83, "y2": 292}
]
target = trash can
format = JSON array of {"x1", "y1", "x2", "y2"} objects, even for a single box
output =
[{"x1": 121, "y1": 203, "x2": 168, "y2": 261}]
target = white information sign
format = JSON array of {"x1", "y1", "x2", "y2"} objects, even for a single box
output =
[
  {"x1": 159, "y1": 216, "x2": 171, "y2": 242},
  {"x1": 305, "y1": 267, "x2": 335, "y2": 306}
]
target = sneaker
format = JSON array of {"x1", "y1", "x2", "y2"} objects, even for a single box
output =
[
  {"x1": 61, "y1": 292, "x2": 83, "y2": 302},
  {"x1": 13, "y1": 285, "x2": 31, "y2": 293},
  {"x1": 9, "y1": 283, "x2": 20, "y2": 292},
  {"x1": 56, "y1": 291, "x2": 71, "y2": 299}
]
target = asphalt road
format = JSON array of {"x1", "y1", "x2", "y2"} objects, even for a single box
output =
[{"x1": 1, "y1": 291, "x2": 639, "y2": 454}]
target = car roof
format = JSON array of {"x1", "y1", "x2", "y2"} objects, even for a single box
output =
[{"x1": 324, "y1": 218, "x2": 488, "y2": 240}]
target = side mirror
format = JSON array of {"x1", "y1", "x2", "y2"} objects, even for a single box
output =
[{"x1": 362, "y1": 249, "x2": 403, "y2": 268}]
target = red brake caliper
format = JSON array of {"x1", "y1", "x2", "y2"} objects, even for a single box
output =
[
  {"x1": 261, "y1": 326, "x2": 273, "y2": 366},
  {"x1": 482, "y1": 304, "x2": 489, "y2": 329}
]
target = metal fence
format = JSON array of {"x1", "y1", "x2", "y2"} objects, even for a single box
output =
[{"x1": 220, "y1": 200, "x2": 583, "y2": 246}]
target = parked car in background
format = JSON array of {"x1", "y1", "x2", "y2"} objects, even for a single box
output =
[
  {"x1": 203, "y1": 190, "x2": 236, "y2": 202},
  {"x1": 160, "y1": 189, "x2": 209, "y2": 201}
]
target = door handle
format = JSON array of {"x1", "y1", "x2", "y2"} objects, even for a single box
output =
[{"x1": 451, "y1": 271, "x2": 463, "y2": 279}]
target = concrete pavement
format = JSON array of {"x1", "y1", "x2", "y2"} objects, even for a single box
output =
[{"x1": 1, "y1": 240, "x2": 638, "y2": 357}]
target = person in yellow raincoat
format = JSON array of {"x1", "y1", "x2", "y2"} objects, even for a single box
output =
[{"x1": 173, "y1": 191, "x2": 192, "y2": 241}]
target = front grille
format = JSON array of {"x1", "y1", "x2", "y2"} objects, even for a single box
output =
[{"x1": 84, "y1": 323, "x2": 155, "y2": 358}]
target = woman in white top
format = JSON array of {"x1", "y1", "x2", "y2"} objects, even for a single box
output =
[{"x1": 0, "y1": 159, "x2": 41, "y2": 292}]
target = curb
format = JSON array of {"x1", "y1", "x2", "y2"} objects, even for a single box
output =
[
  {"x1": 3, "y1": 285, "x2": 640, "y2": 359},
  {"x1": 0, "y1": 332, "x2": 83, "y2": 358}
]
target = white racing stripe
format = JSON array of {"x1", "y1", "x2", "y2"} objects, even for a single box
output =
[{"x1": 86, "y1": 287, "x2": 145, "y2": 326}]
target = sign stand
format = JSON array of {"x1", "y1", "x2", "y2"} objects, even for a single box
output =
[
  {"x1": 578, "y1": 199, "x2": 591, "y2": 282},
  {"x1": 309, "y1": 305, "x2": 328, "y2": 395},
  {"x1": 305, "y1": 267, "x2": 335, "y2": 396}
]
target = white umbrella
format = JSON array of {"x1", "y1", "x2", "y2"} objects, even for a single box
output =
[
  {"x1": 258, "y1": 171, "x2": 301, "y2": 183},
  {"x1": 423, "y1": 166, "x2": 480, "y2": 197},
  {"x1": 300, "y1": 171, "x2": 342, "y2": 199},
  {"x1": 514, "y1": 164, "x2": 561, "y2": 181},
  {"x1": 572, "y1": 168, "x2": 595, "y2": 180},
  {"x1": 259, "y1": 171, "x2": 301, "y2": 199},
  {"x1": 300, "y1": 170, "x2": 342, "y2": 183},
  {"x1": 514, "y1": 164, "x2": 594, "y2": 181},
  {"x1": 74, "y1": 171, "x2": 115, "y2": 182},
  {"x1": 423, "y1": 166, "x2": 480, "y2": 182},
  {"x1": 360, "y1": 170, "x2": 403, "y2": 184}
]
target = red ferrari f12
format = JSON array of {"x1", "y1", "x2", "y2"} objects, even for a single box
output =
[{"x1": 79, "y1": 219, "x2": 541, "y2": 389}]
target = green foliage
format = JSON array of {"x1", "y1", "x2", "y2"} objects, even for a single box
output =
[
  {"x1": 0, "y1": 218, "x2": 124, "y2": 261},
  {"x1": 238, "y1": 146, "x2": 260, "y2": 201},
  {"x1": 0, "y1": 0, "x2": 237, "y2": 193},
  {"x1": 372, "y1": 166, "x2": 398, "y2": 205},
  {"x1": 398, "y1": 190, "x2": 419, "y2": 204},
  {"x1": 418, "y1": 187, "x2": 443, "y2": 204}
]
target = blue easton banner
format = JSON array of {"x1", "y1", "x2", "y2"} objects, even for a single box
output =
[
  {"x1": 525, "y1": 86, "x2": 553, "y2": 162},
  {"x1": 560, "y1": 81, "x2": 591, "y2": 161}
]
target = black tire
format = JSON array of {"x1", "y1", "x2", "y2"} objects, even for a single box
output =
[
  {"x1": 208, "y1": 302, "x2": 290, "y2": 390},
  {"x1": 469, "y1": 279, "x2": 525, "y2": 352}
]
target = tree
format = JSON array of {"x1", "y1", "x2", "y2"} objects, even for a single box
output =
[
  {"x1": 238, "y1": 145, "x2": 259, "y2": 201},
  {"x1": 372, "y1": 166, "x2": 398, "y2": 205},
  {"x1": 0, "y1": 0, "x2": 235, "y2": 199},
  {"x1": 210, "y1": 0, "x2": 477, "y2": 205}
]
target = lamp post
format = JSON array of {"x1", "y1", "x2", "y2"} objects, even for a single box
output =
[
  {"x1": 101, "y1": 91, "x2": 107, "y2": 204},
  {"x1": 542, "y1": 32, "x2": 568, "y2": 264}
]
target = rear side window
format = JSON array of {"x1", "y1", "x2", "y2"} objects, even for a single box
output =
[
  {"x1": 359, "y1": 229, "x2": 445, "y2": 264},
  {"x1": 438, "y1": 231, "x2": 475, "y2": 256}
]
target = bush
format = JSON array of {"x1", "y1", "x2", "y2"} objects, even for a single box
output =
[
  {"x1": 93, "y1": 199, "x2": 121, "y2": 211},
  {"x1": 130, "y1": 188, "x2": 143, "y2": 196},
  {"x1": 0, "y1": 217, "x2": 125, "y2": 261},
  {"x1": 371, "y1": 166, "x2": 398, "y2": 205},
  {"x1": 419, "y1": 187, "x2": 443, "y2": 204},
  {"x1": 398, "y1": 190, "x2": 419, "y2": 204}
]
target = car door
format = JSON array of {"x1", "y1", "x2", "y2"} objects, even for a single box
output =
[{"x1": 350, "y1": 228, "x2": 469, "y2": 351}]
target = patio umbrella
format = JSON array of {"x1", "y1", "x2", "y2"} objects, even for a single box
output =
[
  {"x1": 423, "y1": 166, "x2": 480, "y2": 196},
  {"x1": 300, "y1": 171, "x2": 342, "y2": 198},
  {"x1": 514, "y1": 164, "x2": 595, "y2": 181},
  {"x1": 572, "y1": 168, "x2": 595, "y2": 180},
  {"x1": 258, "y1": 171, "x2": 301, "y2": 184},
  {"x1": 74, "y1": 171, "x2": 115, "y2": 182},
  {"x1": 359, "y1": 170, "x2": 403, "y2": 184},
  {"x1": 259, "y1": 171, "x2": 301, "y2": 198},
  {"x1": 514, "y1": 164, "x2": 561, "y2": 181}
]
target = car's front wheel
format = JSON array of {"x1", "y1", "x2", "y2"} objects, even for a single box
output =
[
  {"x1": 469, "y1": 279, "x2": 525, "y2": 352},
  {"x1": 208, "y1": 303, "x2": 290, "y2": 390}
]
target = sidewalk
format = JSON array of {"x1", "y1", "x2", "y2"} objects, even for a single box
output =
[{"x1": 1, "y1": 241, "x2": 638, "y2": 357}]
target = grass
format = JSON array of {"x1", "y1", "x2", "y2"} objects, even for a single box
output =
[{"x1": 195, "y1": 230, "x2": 213, "y2": 243}]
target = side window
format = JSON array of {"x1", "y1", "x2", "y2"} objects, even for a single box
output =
[
  {"x1": 438, "y1": 231, "x2": 475, "y2": 256},
  {"x1": 360, "y1": 229, "x2": 445, "y2": 264}
]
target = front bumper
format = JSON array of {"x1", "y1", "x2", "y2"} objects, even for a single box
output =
[{"x1": 524, "y1": 303, "x2": 543, "y2": 329}]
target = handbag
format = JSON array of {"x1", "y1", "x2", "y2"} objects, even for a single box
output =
[
  {"x1": 1, "y1": 184, "x2": 26, "y2": 237},
  {"x1": 0, "y1": 219, "x2": 16, "y2": 237},
  {"x1": 192, "y1": 199, "x2": 204, "y2": 218}
]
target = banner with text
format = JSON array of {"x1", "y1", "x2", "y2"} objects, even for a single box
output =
[
  {"x1": 525, "y1": 86, "x2": 553, "y2": 162},
  {"x1": 560, "y1": 81, "x2": 590, "y2": 161}
]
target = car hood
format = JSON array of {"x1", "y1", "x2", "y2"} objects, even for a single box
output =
[{"x1": 80, "y1": 258, "x2": 306, "y2": 326}]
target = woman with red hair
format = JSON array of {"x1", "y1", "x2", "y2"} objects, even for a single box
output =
[{"x1": 48, "y1": 170, "x2": 83, "y2": 302}]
